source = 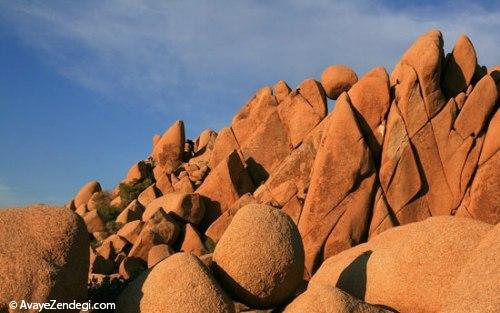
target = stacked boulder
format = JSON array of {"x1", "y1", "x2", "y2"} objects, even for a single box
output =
[{"x1": 64, "y1": 29, "x2": 498, "y2": 311}]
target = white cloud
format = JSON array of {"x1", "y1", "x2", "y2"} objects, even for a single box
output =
[{"x1": 0, "y1": 0, "x2": 498, "y2": 126}]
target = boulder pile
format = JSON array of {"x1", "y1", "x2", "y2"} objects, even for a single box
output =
[{"x1": 5, "y1": 29, "x2": 493, "y2": 312}]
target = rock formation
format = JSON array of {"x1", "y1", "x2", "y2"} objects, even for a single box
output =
[{"x1": 2, "y1": 29, "x2": 496, "y2": 312}]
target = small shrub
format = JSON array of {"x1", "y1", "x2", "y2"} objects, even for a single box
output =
[
  {"x1": 105, "y1": 220, "x2": 123, "y2": 235},
  {"x1": 204, "y1": 236, "x2": 217, "y2": 253},
  {"x1": 88, "y1": 276, "x2": 128, "y2": 312},
  {"x1": 119, "y1": 177, "x2": 153, "y2": 207}
]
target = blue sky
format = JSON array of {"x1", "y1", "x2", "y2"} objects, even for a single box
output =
[{"x1": 0, "y1": 0, "x2": 499, "y2": 207}]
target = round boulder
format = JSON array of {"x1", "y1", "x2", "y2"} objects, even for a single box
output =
[
  {"x1": 213, "y1": 204, "x2": 304, "y2": 308},
  {"x1": 441, "y1": 223, "x2": 500, "y2": 313},
  {"x1": 284, "y1": 284, "x2": 391, "y2": 313},
  {"x1": 117, "y1": 252, "x2": 234, "y2": 313},
  {"x1": 74, "y1": 180, "x2": 102, "y2": 208},
  {"x1": 0, "y1": 205, "x2": 89, "y2": 308},
  {"x1": 309, "y1": 216, "x2": 493, "y2": 313},
  {"x1": 320, "y1": 64, "x2": 358, "y2": 100}
]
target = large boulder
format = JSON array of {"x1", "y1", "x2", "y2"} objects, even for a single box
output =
[
  {"x1": 309, "y1": 216, "x2": 493, "y2": 313},
  {"x1": 212, "y1": 204, "x2": 304, "y2": 308},
  {"x1": 0, "y1": 205, "x2": 89, "y2": 309},
  {"x1": 441, "y1": 223, "x2": 500, "y2": 313},
  {"x1": 117, "y1": 253, "x2": 234, "y2": 313},
  {"x1": 284, "y1": 284, "x2": 391, "y2": 313},
  {"x1": 151, "y1": 120, "x2": 185, "y2": 175},
  {"x1": 320, "y1": 64, "x2": 358, "y2": 100},
  {"x1": 74, "y1": 180, "x2": 101, "y2": 208}
]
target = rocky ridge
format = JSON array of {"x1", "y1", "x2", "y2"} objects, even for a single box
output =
[{"x1": 1, "y1": 29, "x2": 498, "y2": 312}]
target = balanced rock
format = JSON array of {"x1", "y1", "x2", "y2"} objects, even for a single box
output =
[
  {"x1": 213, "y1": 204, "x2": 304, "y2": 308},
  {"x1": 117, "y1": 253, "x2": 234, "y2": 313},
  {"x1": 320, "y1": 64, "x2": 358, "y2": 100},
  {"x1": 310, "y1": 216, "x2": 493, "y2": 313},
  {"x1": 0, "y1": 205, "x2": 89, "y2": 308}
]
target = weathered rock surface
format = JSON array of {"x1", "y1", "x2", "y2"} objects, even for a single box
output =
[
  {"x1": 284, "y1": 284, "x2": 391, "y2": 313},
  {"x1": 213, "y1": 204, "x2": 304, "y2": 308},
  {"x1": 117, "y1": 253, "x2": 234, "y2": 313},
  {"x1": 320, "y1": 64, "x2": 358, "y2": 100},
  {"x1": 0, "y1": 205, "x2": 89, "y2": 308},
  {"x1": 310, "y1": 217, "x2": 493, "y2": 313}
]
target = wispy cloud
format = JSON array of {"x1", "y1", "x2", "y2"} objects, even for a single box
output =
[{"x1": 0, "y1": 0, "x2": 499, "y2": 127}]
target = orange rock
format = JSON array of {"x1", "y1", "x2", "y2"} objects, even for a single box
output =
[
  {"x1": 213, "y1": 204, "x2": 304, "y2": 308},
  {"x1": 205, "y1": 193, "x2": 256, "y2": 243},
  {"x1": 119, "y1": 256, "x2": 146, "y2": 280},
  {"x1": 391, "y1": 29, "x2": 445, "y2": 118},
  {"x1": 144, "y1": 192, "x2": 205, "y2": 224},
  {"x1": 278, "y1": 91, "x2": 322, "y2": 147},
  {"x1": 298, "y1": 79, "x2": 328, "y2": 118},
  {"x1": 117, "y1": 220, "x2": 144, "y2": 244},
  {"x1": 151, "y1": 120, "x2": 185, "y2": 175},
  {"x1": 0, "y1": 205, "x2": 89, "y2": 307},
  {"x1": 454, "y1": 75, "x2": 498, "y2": 138},
  {"x1": 137, "y1": 184, "x2": 159, "y2": 207},
  {"x1": 320, "y1": 64, "x2": 358, "y2": 100},
  {"x1": 441, "y1": 224, "x2": 500, "y2": 313},
  {"x1": 124, "y1": 161, "x2": 152, "y2": 184},
  {"x1": 197, "y1": 150, "x2": 254, "y2": 230},
  {"x1": 155, "y1": 172, "x2": 175, "y2": 195},
  {"x1": 231, "y1": 86, "x2": 277, "y2": 146},
  {"x1": 96, "y1": 240, "x2": 115, "y2": 260},
  {"x1": 348, "y1": 67, "x2": 390, "y2": 159},
  {"x1": 173, "y1": 175, "x2": 194, "y2": 193},
  {"x1": 208, "y1": 127, "x2": 242, "y2": 170},
  {"x1": 253, "y1": 126, "x2": 320, "y2": 206},
  {"x1": 298, "y1": 93, "x2": 377, "y2": 276},
  {"x1": 442, "y1": 34, "x2": 478, "y2": 97},
  {"x1": 284, "y1": 284, "x2": 391, "y2": 313},
  {"x1": 273, "y1": 80, "x2": 292, "y2": 103},
  {"x1": 115, "y1": 200, "x2": 144, "y2": 224},
  {"x1": 195, "y1": 128, "x2": 217, "y2": 154},
  {"x1": 240, "y1": 110, "x2": 292, "y2": 185},
  {"x1": 281, "y1": 195, "x2": 302, "y2": 225},
  {"x1": 105, "y1": 234, "x2": 130, "y2": 255},
  {"x1": 310, "y1": 216, "x2": 492, "y2": 313},
  {"x1": 75, "y1": 204, "x2": 88, "y2": 217},
  {"x1": 83, "y1": 210, "x2": 106, "y2": 233},
  {"x1": 180, "y1": 224, "x2": 207, "y2": 256},
  {"x1": 74, "y1": 180, "x2": 102, "y2": 208},
  {"x1": 147, "y1": 244, "x2": 174, "y2": 268},
  {"x1": 117, "y1": 253, "x2": 234, "y2": 313}
]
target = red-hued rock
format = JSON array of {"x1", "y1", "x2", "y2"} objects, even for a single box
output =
[
  {"x1": 137, "y1": 184, "x2": 159, "y2": 207},
  {"x1": 320, "y1": 65, "x2": 358, "y2": 100},
  {"x1": 197, "y1": 150, "x2": 254, "y2": 230},
  {"x1": 278, "y1": 91, "x2": 322, "y2": 148},
  {"x1": 144, "y1": 192, "x2": 205, "y2": 224},
  {"x1": 299, "y1": 93, "x2": 377, "y2": 276},
  {"x1": 124, "y1": 161, "x2": 152, "y2": 184},
  {"x1": 298, "y1": 79, "x2": 328, "y2": 118},
  {"x1": 180, "y1": 224, "x2": 208, "y2": 256},
  {"x1": 442, "y1": 34, "x2": 478, "y2": 97},
  {"x1": 75, "y1": 180, "x2": 102, "y2": 208},
  {"x1": 273, "y1": 80, "x2": 292, "y2": 103},
  {"x1": 147, "y1": 244, "x2": 174, "y2": 268},
  {"x1": 151, "y1": 120, "x2": 185, "y2": 175}
]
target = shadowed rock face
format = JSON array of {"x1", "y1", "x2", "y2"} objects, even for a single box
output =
[
  {"x1": 59, "y1": 29, "x2": 498, "y2": 311},
  {"x1": 0, "y1": 205, "x2": 89, "y2": 310}
]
